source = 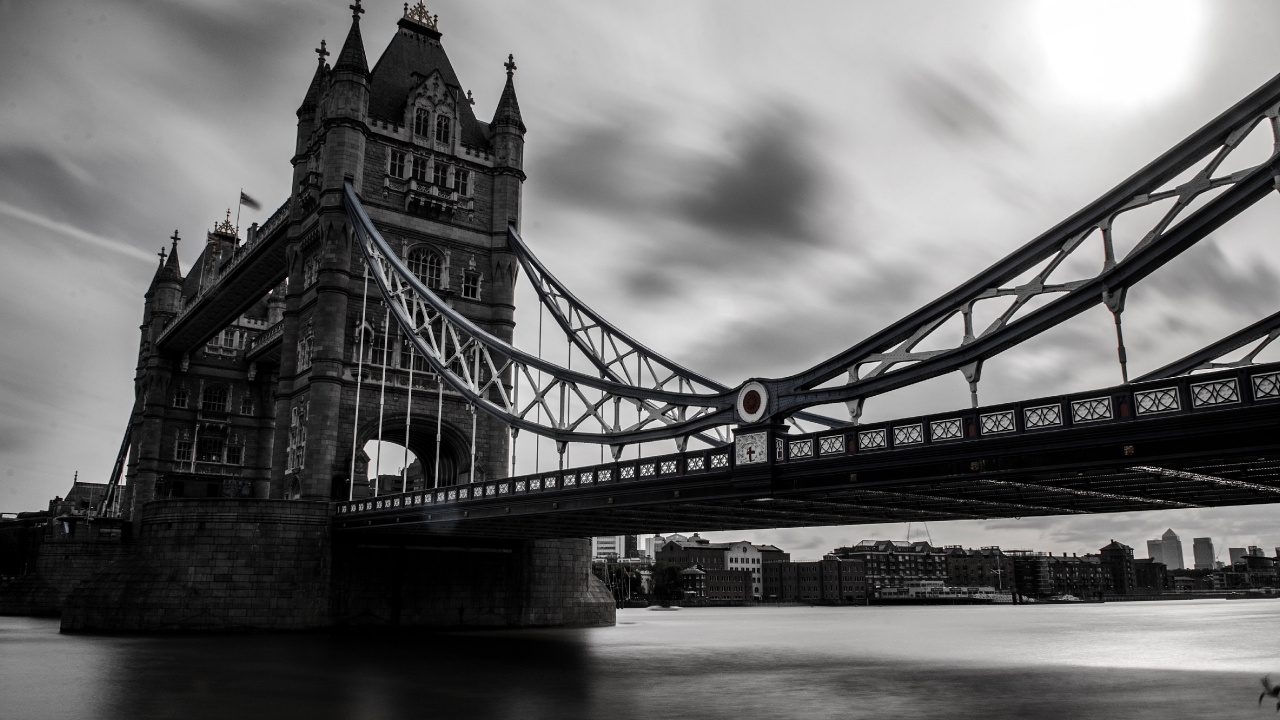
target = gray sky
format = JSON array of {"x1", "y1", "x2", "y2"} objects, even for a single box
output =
[{"x1": 2, "y1": 0, "x2": 1279, "y2": 560}]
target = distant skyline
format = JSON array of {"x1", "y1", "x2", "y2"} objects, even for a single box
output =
[{"x1": 2, "y1": 1, "x2": 1280, "y2": 558}]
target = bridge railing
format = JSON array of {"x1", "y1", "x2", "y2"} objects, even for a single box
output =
[{"x1": 334, "y1": 361, "x2": 1280, "y2": 518}]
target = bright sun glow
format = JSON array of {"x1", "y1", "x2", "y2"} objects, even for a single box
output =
[{"x1": 1032, "y1": 0, "x2": 1206, "y2": 109}]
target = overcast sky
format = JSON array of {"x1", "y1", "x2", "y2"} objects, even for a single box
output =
[{"x1": 2, "y1": 0, "x2": 1279, "y2": 560}]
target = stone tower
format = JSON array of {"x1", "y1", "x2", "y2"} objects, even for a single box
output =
[{"x1": 124, "y1": 4, "x2": 528, "y2": 515}]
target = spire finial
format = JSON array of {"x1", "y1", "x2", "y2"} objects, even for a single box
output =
[
  {"x1": 467, "y1": 89, "x2": 475, "y2": 106},
  {"x1": 504, "y1": 54, "x2": 517, "y2": 78},
  {"x1": 316, "y1": 39, "x2": 329, "y2": 64},
  {"x1": 170, "y1": 229, "x2": 181, "y2": 247},
  {"x1": 402, "y1": 2, "x2": 439, "y2": 31},
  {"x1": 350, "y1": 0, "x2": 364, "y2": 21},
  {"x1": 158, "y1": 247, "x2": 167, "y2": 263}
]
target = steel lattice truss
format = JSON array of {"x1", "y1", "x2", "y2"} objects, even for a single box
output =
[
  {"x1": 346, "y1": 183, "x2": 735, "y2": 446},
  {"x1": 1137, "y1": 308, "x2": 1280, "y2": 381},
  {"x1": 346, "y1": 71, "x2": 1280, "y2": 446}
]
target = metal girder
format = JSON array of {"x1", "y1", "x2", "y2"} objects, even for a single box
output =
[
  {"x1": 975, "y1": 478, "x2": 1201, "y2": 509},
  {"x1": 1135, "y1": 309, "x2": 1280, "y2": 381},
  {"x1": 768, "y1": 74, "x2": 1280, "y2": 417},
  {"x1": 505, "y1": 225, "x2": 843, "y2": 434},
  {"x1": 1130, "y1": 465, "x2": 1280, "y2": 495},
  {"x1": 346, "y1": 182, "x2": 737, "y2": 445},
  {"x1": 849, "y1": 487, "x2": 1086, "y2": 516}
]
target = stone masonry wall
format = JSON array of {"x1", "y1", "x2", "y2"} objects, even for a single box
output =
[
  {"x1": 332, "y1": 536, "x2": 615, "y2": 628},
  {"x1": 62, "y1": 499, "x2": 331, "y2": 632},
  {"x1": 0, "y1": 535, "x2": 131, "y2": 618}
]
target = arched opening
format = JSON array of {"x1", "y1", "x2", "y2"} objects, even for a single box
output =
[{"x1": 348, "y1": 414, "x2": 471, "y2": 498}]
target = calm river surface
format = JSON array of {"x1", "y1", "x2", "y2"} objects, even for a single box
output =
[{"x1": 2, "y1": 599, "x2": 1278, "y2": 719}]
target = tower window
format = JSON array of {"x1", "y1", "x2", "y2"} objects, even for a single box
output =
[
  {"x1": 175, "y1": 438, "x2": 192, "y2": 462},
  {"x1": 407, "y1": 248, "x2": 443, "y2": 290},
  {"x1": 200, "y1": 385, "x2": 229, "y2": 413},
  {"x1": 197, "y1": 426, "x2": 227, "y2": 463},
  {"x1": 411, "y1": 155, "x2": 428, "y2": 183},
  {"x1": 174, "y1": 387, "x2": 189, "y2": 409},
  {"x1": 462, "y1": 271, "x2": 480, "y2": 300},
  {"x1": 414, "y1": 107, "x2": 430, "y2": 137},
  {"x1": 226, "y1": 445, "x2": 243, "y2": 466},
  {"x1": 389, "y1": 150, "x2": 405, "y2": 178},
  {"x1": 435, "y1": 116, "x2": 451, "y2": 144},
  {"x1": 433, "y1": 162, "x2": 449, "y2": 187},
  {"x1": 456, "y1": 169, "x2": 470, "y2": 195}
]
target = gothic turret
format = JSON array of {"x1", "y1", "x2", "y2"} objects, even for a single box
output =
[{"x1": 490, "y1": 54, "x2": 526, "y2": 232}]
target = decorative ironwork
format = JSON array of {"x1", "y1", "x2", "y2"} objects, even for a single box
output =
[
  {"x1": 1191, "y1": 379, "x2": 1239, "y2": 407},
  {"x1": 660, "y1": 460, "x2": 677, "y2": 474},
  {"x1": 1024, "y1": 404, "x2": 1062, "y2": 429},
  {"x1": 789, "y1": 439, "x2": 814, "y2": 459},
  {"x1": 580, "y1": 472, "x2": 594, "y2": 484},
  {"x1": 687, "y1": 457, "x2": 705, "y2": 471},
  {"x1": 530, "y1": 478, "x2": 541, "y2": 490},
  {"x1": 563, "y1": 474, "x2": 576, "y2": 487},
  {"x1": 213, "y1": 209, "x2": 237, "y2": 237},
  {"x1": 858, "y1": 429, "x2": 887, "y2": 450},
  {"x1": 1135, "y1": 388, "x2": 1180, "y2": 415},
  {"x1": 640, "y1": 463, "x2": 656, "y2": 477},
  {"x1": 620, "y1": 466, "x2": 635, "y2": 479},
  {"x1": 599, "y1": 469, "x2": 613, "y2": 482},
  {"x1": 979, "y1": 411, "x2": 1016, "y2": 435},
  {"x1": 893, "y1": 424, "x2": 924, "y2": 446},
  {"x1": 932, "y1": 419, "x2": 962, "y2": 441},
  {"x1": 402, "y1": 2, "x2": 439, "y2": 31},
  {"x1": 1071, "y1": 398, "x2": 1112, "y2": 423},
  {"x1": 542, "y1": 477, "x2": 555, "y2": 490},
  {"x1": 819, "y1": 435, "x2": 846, "y2": 454},
  {"x1": 709, "y1": 453, "x2": 729, "y2": 469},
  {"x1": 498, "y1": 483, "x2": 509, "y2": 494},
  {"x1": 1253, "y1": 371, "x2": 1280, "y2": 400}
]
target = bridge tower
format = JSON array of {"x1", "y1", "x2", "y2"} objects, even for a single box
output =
[{"x1": 275, "y1": 5, "x2": 524, "y2": 502}]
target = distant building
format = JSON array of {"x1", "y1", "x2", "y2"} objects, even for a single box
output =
[
  {"x1": 1229, "y1": 548, "x2": 1247, "y2": 566},
  {"x1": 945, "y1": 546, "x2": 1014, "y2": 591},
  {"x1": 1132, "y1": 558, "x2": 1169, "y2": 594},
  {"x1": 830, "y1": 540, "x2": 948, "y2": 591},
  {"x1": 1160, "y1": 529, "x2": 1185, "y2": 570},
  {"x1": 702, "y1": 569, "x2": 753, "y2": 604},
  {"x1": 655, "y1": 537, "x2": 789, "y2": 599},
  {"x1": 763, "y1": 556, "x2": 866, "y2": 603},
  {"x1": 1146, "y1": 539, "x2": 1163, "y2": 563},
  {"x1": 47, "y1": 481, "x2": 111, "y2": 518},
  {"x1": 1100, "y1": 540, "x2": 1137, "y2": 595},
  {"x1": 1192, "y1": 537, "x2": 1215, "y2": 570}
]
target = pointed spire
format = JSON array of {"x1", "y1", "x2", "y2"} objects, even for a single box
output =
[
  {"x1": 299, "y1": 39, "x2": 329, "y2": 113},
  {"x1": 334, "y1": 1, "x2": 368, "y2": 76},
  {"x1": 164, "y1": 229, "x2": 182, "y2": 277},
  {"x1": 492, "y1": 54, "x2": 525, "y2": 133}
]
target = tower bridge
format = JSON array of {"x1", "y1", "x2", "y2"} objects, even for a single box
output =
[{"x1": 30, "y1": 3, "x2": 1280, "y2": 632}]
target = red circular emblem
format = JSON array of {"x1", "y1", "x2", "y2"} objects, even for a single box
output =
[{"x1": 742, "y1": 389, "x2": 761, "y2": 415}]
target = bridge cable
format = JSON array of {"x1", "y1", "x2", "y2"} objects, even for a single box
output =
[
  {"x1": 468, "y1": 342, "x2": 478, "y2": 484},
  {"x1": 374, "y1": 307, "x2": 389, "y2": 497},
  {"x1": 433, "y1": 378, "x2": 442, "y2": 489},
  {"x1": 403, "y1": 341, "x2": 414, "y2": 492},
  {"x1": 534, "y1": 302, "x2": 543, "y2": 473},
  {"x1": 347, "y1": 265, "x2": 370, "y2": 501}
]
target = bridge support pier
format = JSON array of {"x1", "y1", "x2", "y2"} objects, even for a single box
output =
[{"x1": 58, "y1": 499, "x2": 614, "y2": 632}]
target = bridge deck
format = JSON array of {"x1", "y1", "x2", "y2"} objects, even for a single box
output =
[{"x1": 334, "y1": 364, "x2": 1280, "y2": 539}]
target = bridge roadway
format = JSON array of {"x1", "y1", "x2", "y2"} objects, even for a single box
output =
[
  {"x1": 335, "y1": 362, "x2": 1280, "y2": 539},
  {"x1": 155, "y1": 201, "x2": 291, "y2": 353}
]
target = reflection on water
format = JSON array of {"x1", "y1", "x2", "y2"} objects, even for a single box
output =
[{"x1": 1, "y1": 599, "x2": 1276, "y2": 719}]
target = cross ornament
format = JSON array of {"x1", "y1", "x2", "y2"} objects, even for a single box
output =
[
  {"x1": 350, "y1": 0, "x2": 364, "y2": 20},
  {"x1": 316, "y1": 39, "x2": 329, "y2": 63},
  {"x1": 170, "y1": 229, "x2": 180, "y2": 246},
  {"x1": 504, "y1": 54, "x2": 517, "y2": 77},
  {"x1": 745, "y1": 445, "x2": 756, "y2": 461},
  {"x1": 158, "y1": 247, "x2": 167, "y2": 262}
]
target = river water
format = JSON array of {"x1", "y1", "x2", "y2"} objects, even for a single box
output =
[{"x1": 2, "y1": 599, "x2": 1277, "y2": 719}]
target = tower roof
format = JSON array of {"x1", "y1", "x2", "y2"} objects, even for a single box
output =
[
  {"x1": 491, "y1": 54, "x2": 525, "y2": 134},
  {"x1": 163, "y1": 229, "x2": 182, "y2": 278},
  {"x1": 366, "y1": 14, "x2": 489, "y2": 147},
  {"x1": 333, "y1": 3, "x2": 368, "y2": 76},
  {"x1": 299, "y1": 41, "x2": 330, "y2": 113}
]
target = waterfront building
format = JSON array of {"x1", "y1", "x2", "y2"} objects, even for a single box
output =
[
  {"x1": 1132, "y1": 558, "x2": 1169, "y2": 594},
  {"x1": 591, "y1": 535, "x2": 638, "y2": 560},
  {"x1": 1192, "y1": 537, "x2": 1215, "y2": 570},
  {"x1": 702, "y1": 569, "x2": 754, "y2": 604},
  {"x1": 944, "y1": 546, "x2": 1014, "y2": 590},
  {"x1": 830, "y1": 540, "x2": 947, "y2": 591},
  {"x1": 1100, "y1": 540, "x2": 1138, "y2": 595},
  {"x1": 762, "y1": 556, "x2": 866, "y2": 603}
]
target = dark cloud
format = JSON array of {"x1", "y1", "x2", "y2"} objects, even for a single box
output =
[
  {"x1": 901, "y1": 64, "x2": 1015, "y2": 143},
  {"x1": 1144, "y1": 238, "x2": 1280, "y2": 315},
  {"x1": 677, "y1": 109, "x2": 825, "y2": 245}
]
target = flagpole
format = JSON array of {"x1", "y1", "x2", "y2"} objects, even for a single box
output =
[{"x1": 235, "y1": 187, "x2": 242, "y2": 240}]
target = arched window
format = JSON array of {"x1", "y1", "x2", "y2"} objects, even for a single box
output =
[
  {"x1": 435, "y1": 115, "x2": 451, "y2": 144},
  {"x1": 407, "y1": 248, "x2": 443, "y2": 290},
  {"x1": 414, "y1": 107, "x2": 430, "y2": 137},
  {"x1": 200, "y1": 385, "x2": 229, "y2": 413}
]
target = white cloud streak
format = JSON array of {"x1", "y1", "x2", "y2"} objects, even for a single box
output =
[{"x1": 0, "y1": 200, "x2": 154, "y2": 263}]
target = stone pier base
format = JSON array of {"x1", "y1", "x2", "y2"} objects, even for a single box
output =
[{"x1": 60, "y1": 499, "x2": 615, "y2": 632}]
